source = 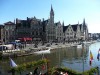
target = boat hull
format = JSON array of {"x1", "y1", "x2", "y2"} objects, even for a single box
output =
[{"x1": 34, "y1": 48, "x2": 50, "y2": 54}]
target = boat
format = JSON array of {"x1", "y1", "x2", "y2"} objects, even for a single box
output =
[
  {"x1": 34, "y1": 48, "x2": 50, "y2": 54},
  {"x1": 77, "y1": 44, "x2": 82, "y2": 48},
  {"x1": 97, "y1": 39, "x2": 100, "y2": 42}
]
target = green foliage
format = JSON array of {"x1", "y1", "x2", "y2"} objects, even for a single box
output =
[
  {"x1": 10, "y1": 59, "x2": 48, "y2": 73},
  {"x1": 9, "y1": 59, "x2": 98, "y2": 75},
  {"x1": 49, "y1": 66, "x2": 98, "y2": 75}
]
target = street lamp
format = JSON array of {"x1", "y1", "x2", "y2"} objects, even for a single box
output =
[{"x1": 81, "y1": 36, "x2": 84, "y2": 75}]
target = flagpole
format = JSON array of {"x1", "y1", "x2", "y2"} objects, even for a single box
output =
[{"x1": 82, "y1": 42, "x2": 84, "y2": 75}]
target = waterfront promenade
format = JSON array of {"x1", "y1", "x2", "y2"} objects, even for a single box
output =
[
  {"x1": 1, "y1": 40, "x2": 96, "y2": 54},
  {"x1": 24, "y1": 41, "x2": 96, "y2": 51}
]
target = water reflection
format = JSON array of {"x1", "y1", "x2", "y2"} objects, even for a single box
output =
[{"x1": 0, "y1": 42, "x2": 100, "y2": 75}]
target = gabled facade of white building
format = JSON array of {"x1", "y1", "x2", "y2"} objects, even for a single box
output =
[
  {"x1": 55, "y1": 21, "x2": 64, "y2": 42},
  {"x1": 64, "y1": 19, "x2": 89, "y2": 41}
]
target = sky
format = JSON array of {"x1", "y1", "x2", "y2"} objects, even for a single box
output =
[{"x1": 0, "y1": 0, "x2": 100, "y2": 33}]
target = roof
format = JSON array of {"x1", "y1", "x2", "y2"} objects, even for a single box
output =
[
  {"x1": 42, "y1": 19, "x2": 49, "y2": 32},
  {"x1": 55, "y1": 22, "x2": 59, "y2": 26},
  {"x1": 63, "y1": 24, "x2": 83, "y2": 32},
  {"x1": 42, "y1": 19, "x2": 49, "y2": 25},
  {"x1": 4, "y1": 21, "x2": 15, "y2": 25},
  {"x1": 71, "y1": 24, "x2": 78, "y2": 31},
  {"x1": 0, "y1": 25, "x2": 4, "y2": 28},
  {"x1": 63, "y1": 26, "x2": 68, "y2": 32},
  {"x1": 71, "y1": 24, "x2": 82, "y2": 31}
]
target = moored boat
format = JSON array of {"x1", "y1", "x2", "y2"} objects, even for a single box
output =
[
  {"x1": 34, "y1": 48, "x2": 50, "y2": 54},
  {"x1": 77, "y1": 44, "x2": 82, "y2": 48}
]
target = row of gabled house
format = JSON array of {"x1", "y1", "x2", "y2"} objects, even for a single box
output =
[{"x1": 0, "y1": 5, "x2": 89, "y2": 44}]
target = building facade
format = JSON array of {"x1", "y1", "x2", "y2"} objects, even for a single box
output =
[
  {"x1": 46, "y1": 5, "x2": 56, "y2": 42},
  {"x1": 0, "y1": 25, "x2": 4, "y2": 44},
  {"x1": 2, "y1": 5, "x2": 89, "y2": 43},
  {"x1": 55, "y1": 21, "x2": 64, "y2": 42},
  {"x1": 64, "y1": 19, "x2": 88, "y2": 42},
  {"x1": 4, "y1": 21, "x2": 16, "y2": 43}
]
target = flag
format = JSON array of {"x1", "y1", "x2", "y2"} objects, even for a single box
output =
[
  {"x1": 10, "y1": 58, "x2": 17, "y2": 68},
  {"x1": 90, "y1": 51, "x2": 93, "y2": 60},
  {"x1": 97, "y1": 49, "x2": 100, "y2": 61},
  {"x1": 42, "y1": 65, "x2": 46, "y2": 70},
  {"x1": 89, "y1": 51, "x2": 93, "y2": 66}
]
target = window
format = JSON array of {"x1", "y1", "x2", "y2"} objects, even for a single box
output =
[{"x1": 32, "y1": 32, "x2": 34, "y2": 35}]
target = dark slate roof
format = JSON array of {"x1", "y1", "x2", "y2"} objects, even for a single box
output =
[
  {"x1": 71, "y1": 24, "x2": 78, "y2": 31},
  {"x1": 20, "y1": 20, "x2": 27, "y2": 26},
  {"x1": 63, "y1": 26, "x2": 68, "y2": 32},
  {"x1": 71, "y1": 24, "x2": 82, "y2": 31},
  {"x1": 55, "y1": 22, "x2": 59, "y2": 26},
  {"x1": 4, "y1": 21, "x2": 15, "y2": 25},
  {"x1": 42, "y1": 19, "x2": 49, "y2": 25},
  {"x1": 42, "y1": 19, "x2": 49, "y2": 32},
  {"x1": 16, "y1": 20, "x2": 30, "y2": 28},
  {"x1": 63, "y1": 24, "x2": 82, "y2": 32},
  {"x1": 0, "y1": 25, "x2": 4, "y2": 28},
  {"x1": 79, "y1": 24, "x2": 82, "y2": 30}
]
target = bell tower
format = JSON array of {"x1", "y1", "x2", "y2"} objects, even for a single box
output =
[{"x1": 50, "y1": 4, "x2": 54, "y2": 25}]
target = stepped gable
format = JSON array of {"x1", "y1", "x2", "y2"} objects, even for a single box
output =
[{"x1": 30, "y1": 17, "x2": 41, "y2": 25}]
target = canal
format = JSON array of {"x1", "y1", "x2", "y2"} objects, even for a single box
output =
[{"x1": 0, "y1": 42, "x2": 100, "y2": 75}]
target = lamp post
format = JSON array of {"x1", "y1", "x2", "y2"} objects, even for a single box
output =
[
  {"x1": 81, "y1": 36, "x2": 84, "y2": 75},
  {"x1": 82, "y1": 42, "x2": 84, "y2": 75}
]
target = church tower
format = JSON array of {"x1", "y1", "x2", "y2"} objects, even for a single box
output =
[
  {"x1": 82, "y1": 18, "x2": 88, "y2": 40},
  {"x1": 50, "y1": 4, "x2": 54, "y2": 25},
  {"x1": 46, "y1": 5, "x2": 56, "y2": 42}
]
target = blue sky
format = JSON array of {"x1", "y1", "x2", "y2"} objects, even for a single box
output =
[{"x1": 0, "y1": 0, "x2": 100, "y2": 33}]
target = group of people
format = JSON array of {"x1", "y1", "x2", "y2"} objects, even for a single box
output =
[
  {"x1": 26, "y1": 67, "x2": 47, "y2": 75},
  {"x1": 53, "y1": 70, "x2": 68, "y2": 75}
]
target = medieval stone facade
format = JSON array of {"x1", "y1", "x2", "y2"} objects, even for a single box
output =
[
  {"x1": 4, "y1": 21, "x2": 16, "y2": 43},
  {"x1": 64, "y1": 19, "x2": 88, "y2": 42},
  {"x1": 45, "y1": 5, "x2": 56, "y2": 42},
  {"x1": 0, "y1": 25, "x2": 4, "y2": 44},
  {"x1": 1, "y1": 5, "x2": 89, "y2": 44}
]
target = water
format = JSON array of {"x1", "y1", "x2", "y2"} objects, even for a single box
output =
[{"x1": 0, "y1": 42, "x2": 100, "y2": 75}]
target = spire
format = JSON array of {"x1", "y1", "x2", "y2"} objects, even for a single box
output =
[
  {"x1": 78, "y1": 21, "x2": 79, "y2": 25},
  {"x1": 62, "y1": 21, "x2": 64, "y2": 26},
  {"x1": 83, "y1": 18, "x2": 85, "y2": 25},
  {"x1": 14, "y1": 19, "x2": 15, "y2": 24},
  {"x1": 50, "y1": 4, "x2": 54, "y2": 16},
  {"x1": 51, "y1": 4, "x2": 53, "y2": 12},
  {"x1": 83, "y1": 18, "x2": 86, "y2": 31}
]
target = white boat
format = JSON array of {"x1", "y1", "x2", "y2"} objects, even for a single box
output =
[
  {"x1": 97, "y1": 39, "x2": 100, "y2": 42},
  {"x1": 77, "y1": 44, "x2": 82, "y2": 48},
  {"x1": 34, "y1": 48, "x2": 50, "y2": 54}
]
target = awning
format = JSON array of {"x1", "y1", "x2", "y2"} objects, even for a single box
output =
[{"x1": 18, "y1": 37, "x2": 32, "y2": 41}]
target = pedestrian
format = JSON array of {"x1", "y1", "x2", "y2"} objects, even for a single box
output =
[
  {"x1": 33, "y1": 67, "x2": 39, "y2": 75},
  {"x1": 29, "y1": 72, "x2": 33, "y2": 75}
]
